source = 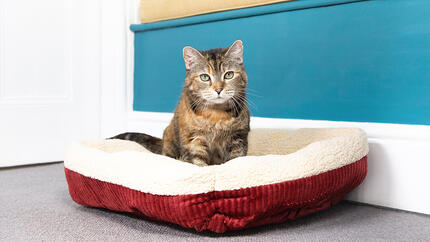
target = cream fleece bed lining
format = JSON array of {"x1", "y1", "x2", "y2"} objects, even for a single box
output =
[{"x1": 64, "y1": 128, "x2": 368, "y2": 196}]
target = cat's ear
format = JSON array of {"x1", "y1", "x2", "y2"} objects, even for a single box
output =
[
  {"x1": 225, "y1": 40, "x2": 243, "y2": 64},
  {"x1": 183, "y1": 46, "x2": 204, "y2": 70}
]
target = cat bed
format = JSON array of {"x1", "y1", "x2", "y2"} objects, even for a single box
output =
[{"x1": 64, "y1": 128, "x2": 368, "y2": 233}]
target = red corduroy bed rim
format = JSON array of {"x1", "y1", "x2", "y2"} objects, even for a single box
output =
[{"x1": 65, "y1": 156, "x2": 367, "y2": 233}]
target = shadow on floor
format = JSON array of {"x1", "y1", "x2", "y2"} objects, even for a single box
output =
[{"x1": 76, "y1": 201, "x2": 385, "y2": 238}]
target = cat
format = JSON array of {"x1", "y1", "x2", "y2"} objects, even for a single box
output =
[{"x1": 112, "y1": 40, "x2": 250, "y2": 166}]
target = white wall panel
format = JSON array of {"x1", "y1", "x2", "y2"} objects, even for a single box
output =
[
  {"x1": 0, "y1": 0, "x2": 71, "y2": 100},
  {"x1": 0, "y1": 0, "x2": 101, "y2": 166}
]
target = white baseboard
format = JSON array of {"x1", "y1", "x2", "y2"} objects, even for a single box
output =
[
  {"x1": 346, "y1": 137, "x2": 430, "y2": 215},
  {"x1": 125, "y1": 111, "x2": 430, "y2": 215}
]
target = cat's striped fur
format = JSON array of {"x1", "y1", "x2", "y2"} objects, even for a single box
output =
[{"x1": 112, "y1": 40, "x2": 250, "y2": 166}]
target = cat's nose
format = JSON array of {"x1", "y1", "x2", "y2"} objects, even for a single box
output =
[{"x1": 214, "y1": 88, "x2": 223, "y2": 94}]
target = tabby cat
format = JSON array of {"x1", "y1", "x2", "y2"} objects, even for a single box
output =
[{"x1": 113, "y1": 40, "x2": 250, "y2": 166}]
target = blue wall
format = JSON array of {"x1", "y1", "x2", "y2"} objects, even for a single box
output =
[{"x1": 131, "y1": 0, "x2": 430, "y2": 125}]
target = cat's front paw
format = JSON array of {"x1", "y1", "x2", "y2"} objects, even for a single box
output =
[{"x1": 192, "y1": 159, "x2": 208, "y2": 167}]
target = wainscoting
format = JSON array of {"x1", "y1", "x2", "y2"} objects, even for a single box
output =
[{"x1": 0, "y1": 0, "x2": 101, "y2": 166}]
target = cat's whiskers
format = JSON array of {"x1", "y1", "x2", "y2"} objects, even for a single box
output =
[
  {"x1": 244, "y1": 87, "x2": 262, "y2": 96},
  {"x1": 231, "y1": 96, "x2": 244, "y2": 116},
  {"x1": 235, "y1": 97, "x2": 246, "y2": 112},
  {"x1": 231, "y1": 98, "x2": 239, "y2": 116},
  {"x1": 237, "y1": 89, "x2": 261, "y2": 98},
  {"x1": 229, "y1": 99, "x2": 238, "y2": 116},
  {"x1": 234, "y1": 94, "x2": 258, "y2": 112},
  {"x1": 234, "y1": 92, "x2": 258, "y2": 111},
  {"x1": 188, "y1": 95, "x2": 205, "y2": 113}
]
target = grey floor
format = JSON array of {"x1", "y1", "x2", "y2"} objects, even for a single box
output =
[{"x1": 1, "y1": 163, "x2": 430, "y2": 242}]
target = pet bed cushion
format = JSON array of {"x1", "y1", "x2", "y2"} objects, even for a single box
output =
[
  {"x1": 64, "y1": 128, "x2": 368, "y2": 233},
  {"x1": 139, "y1": 0, "x2": 294, "y2": 23}
]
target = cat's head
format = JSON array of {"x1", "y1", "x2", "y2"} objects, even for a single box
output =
[{"x1": 182, "y1": 40, "x2": 247, "y2": 107}]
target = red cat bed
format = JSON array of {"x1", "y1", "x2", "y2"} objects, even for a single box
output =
[{"x1": 64, "y1": 128, "x2": 368, "y2": 233}]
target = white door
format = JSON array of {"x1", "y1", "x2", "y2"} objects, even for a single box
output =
[{"x1": 0, "y1": 0, "x2": 101, "y2": 167}]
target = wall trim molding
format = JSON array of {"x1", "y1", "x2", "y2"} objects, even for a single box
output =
[
  {"x1": 130, "y1": 0, "x2": 368, "y2": 33},
  {"x1": 126, "y1": 110, "x2": 430, "y2": 142},
  {"x1": 99, "y1": 0, "x2": 140, "y2": 138}
]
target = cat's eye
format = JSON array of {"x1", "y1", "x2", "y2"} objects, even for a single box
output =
[
  {"x1": 224, "y1": 71, "x2": 234, "y2": 80},
  {"x1": 200, "y1": 74, "x2": 210, "y2": 82}
]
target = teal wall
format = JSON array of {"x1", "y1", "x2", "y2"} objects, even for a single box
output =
[{"x1": 131, "y1": 0, "x2": 430, "y2": 125}]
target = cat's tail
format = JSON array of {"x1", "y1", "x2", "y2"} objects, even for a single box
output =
[{"x1": 109, "y1": 132, "x2": 163, "y2": 154}]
